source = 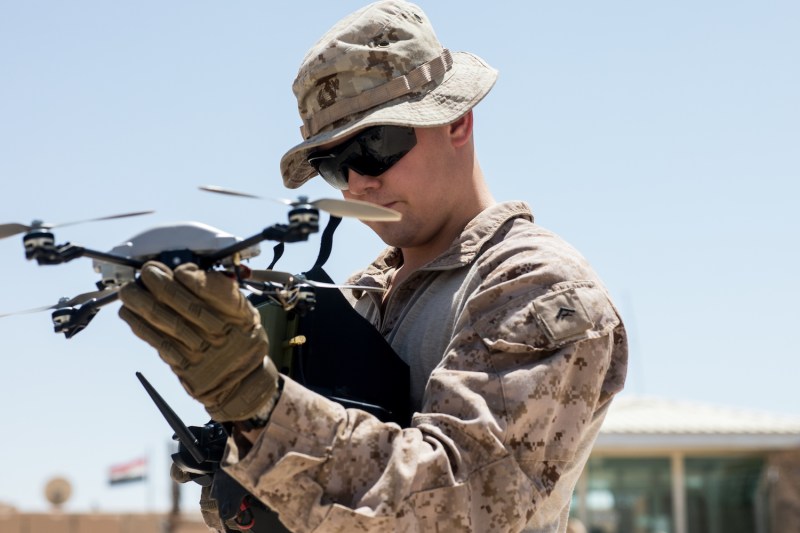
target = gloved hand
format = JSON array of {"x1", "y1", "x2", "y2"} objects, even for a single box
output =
[
  {"x1": 119, "y1": 261, "x2": 279, "y2": 422},
  {"x1": 168, "y1": 464, "x2": 232, "y2": 532},
  {"x1": 169, "y1": 464, "x2": 240, "y2": 532}
]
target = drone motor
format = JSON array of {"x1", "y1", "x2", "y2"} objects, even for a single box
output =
[{"x1": 23, "y1": 228, "x2": 56, "y2": 260}]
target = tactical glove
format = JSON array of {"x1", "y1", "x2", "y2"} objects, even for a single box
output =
[
  {"x1": 119, "y1": 261, "x2": 279, "y2": 422},
  {"x1": 168, "y1": 464, "x2": 238, "y2": 532}
]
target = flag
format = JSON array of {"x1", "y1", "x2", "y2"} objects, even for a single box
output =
[{"x1": 108, "y1": 457, "x2": 147, "y2": 485}]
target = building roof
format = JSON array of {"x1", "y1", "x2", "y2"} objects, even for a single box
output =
[{"x1": 594, "y1": 396, "x2": 800, "y2": 453}]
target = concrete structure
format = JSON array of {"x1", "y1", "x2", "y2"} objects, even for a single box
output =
[
  {"x1": 3, "y1": 396, "x2": 799, "y2": 533},
  {"x1": 571, "y1": 396, "x2": 800, "y2": 533},
  {"x1": 0, "y1": 509, "x2": 208, "y2": 533}
]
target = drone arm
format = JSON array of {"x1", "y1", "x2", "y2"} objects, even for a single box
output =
[
  {"x1": 200, "y1": 225, "x2": 299, "y2": 267},
  {"x1": 34, "y1": 243, "x2": 145, "y2": 270},
  {"x1": 54, "y1": 290, "x2": 121, "y2": 338},
  {"x1": 84, "y1": 289, "x2": 121, "y2": 309},
  {"x1": 77, "y1": 247, "x2": 145, "y2": 269}
]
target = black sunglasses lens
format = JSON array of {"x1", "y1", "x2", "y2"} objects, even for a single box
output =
[
  {"x1": 308, "y1": 155, "x2": 349, "y2": 190},
  {"x1": 308, "y1": 126, "x2": 416, "y2": 190},
  {"x1": 346, "y1": 153, "x2": 390, "y2": 177},
  {"x1": 351, "y1": 126, "x2": 416, "y2": 175}
]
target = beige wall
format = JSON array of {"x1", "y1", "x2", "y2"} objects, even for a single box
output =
[
  {"x1": 767, "y1": 449, "x2": 800, "y2": 530},
  {"x1": 0, "y1": 512, "x2": 210, "y2": 533}
]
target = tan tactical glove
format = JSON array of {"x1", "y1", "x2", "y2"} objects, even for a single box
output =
[
  {"x1": 119, "y1": 261, "x2": 278, "y2": 422},
  {"x1": 169, "y1": 465, "x2": 240, "y2": 532}
]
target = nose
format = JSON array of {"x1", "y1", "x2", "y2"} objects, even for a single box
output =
[{"x1": 345, "y1": 168, "x2": 381, "y2": 196}]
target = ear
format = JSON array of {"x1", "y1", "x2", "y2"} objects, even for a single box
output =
[{"x1": 449, "y1": 110, "x2": 473, "y2": 148}]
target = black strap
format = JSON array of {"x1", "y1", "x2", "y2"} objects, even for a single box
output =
[
  {"x1": 312, "y1": 215, "x2": 342, "y2": 271},
  {"x1": 267, "y1": 242, "x2": 284, "y2": 271}
]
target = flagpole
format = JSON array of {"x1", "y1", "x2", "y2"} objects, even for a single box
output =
[
  {"x1": 146, "y1": 447, "x2": 153, "y2": 512},
  {"x1": 167, "y1": 439, "x2": 180, "y2": 533}
]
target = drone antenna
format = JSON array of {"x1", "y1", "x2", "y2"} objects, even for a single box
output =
[{"x1": 135, "y1": 372, "x2": 206, "y2": 464}]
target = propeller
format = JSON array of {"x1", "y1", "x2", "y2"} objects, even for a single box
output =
[
  {"x1": 247, "y1": 269, "x2": 386, "y2": 293},
  {"x1": 199, "y1": 185, "x2": 401, "y2": 222},
  {"x1": 0, "y1": 211, "x2": 156, "y2": 241},
  {"x1": 0, "y1": 288, "x2": 119, "y2": 319}
]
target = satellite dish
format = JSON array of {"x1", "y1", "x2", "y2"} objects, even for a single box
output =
[{"x1": 44, "y1": 476, "x2": 72, "y2": 508}]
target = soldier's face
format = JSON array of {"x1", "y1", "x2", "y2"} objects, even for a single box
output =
[{"x1": 341, "y1": 124, "x2": 469, "y2": 253}]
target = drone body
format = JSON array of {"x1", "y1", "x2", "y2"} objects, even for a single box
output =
[
  {"x1": 94, "y1": 222, "x2": 261, "y2": 287},
  {"x1": 1, "y1": 190, "x2": 398, "y2": 338}
]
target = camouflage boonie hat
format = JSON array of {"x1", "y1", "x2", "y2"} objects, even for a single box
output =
[{"x1": 280, "y1": 0, "x2": 498, "y2": 189}]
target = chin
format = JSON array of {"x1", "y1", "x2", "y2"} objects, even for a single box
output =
[{"x1": 371, "y1": 228, "x2": 408, "y2": 248}]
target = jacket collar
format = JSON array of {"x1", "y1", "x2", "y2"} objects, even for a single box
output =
[{"x1": 360, "y1": 201, "x2": 533, "y2": 279}]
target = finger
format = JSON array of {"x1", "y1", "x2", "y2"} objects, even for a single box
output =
[
  {"x1": 139, "y1": 262, "x2": 229, "y2": 335},
  {"x1": 170, "y1": 463, "x2": 193, "y2": 484},
  {"x1": 173, "y1": 263, "x2": 252, "y2": 321},
  {"x1": 119, "y1": 306, "x2": 193, "y2": 369},
  {"x1": 119, "y1": 282, "x2": 208, "y2": 355},
  {"x1": 183, "y1": 341, "x2": 261, "y2": 399}
]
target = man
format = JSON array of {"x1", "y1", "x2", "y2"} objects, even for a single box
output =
[{"x1": 119, "y1": 1, "x2": 628, "y2": 531}]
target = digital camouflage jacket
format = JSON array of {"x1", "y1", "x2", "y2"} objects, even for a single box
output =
[{"x1": 223, "y1": 201, "x2": 628, "y2": 532}]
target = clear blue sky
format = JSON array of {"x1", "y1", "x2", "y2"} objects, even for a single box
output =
[{"x1": 1, "y1": 0, "x2": 798, "y2": 513}]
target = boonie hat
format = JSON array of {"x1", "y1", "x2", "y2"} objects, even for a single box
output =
[{"x1": 280, "y1": 0, "x2": 498, "y2": 189}]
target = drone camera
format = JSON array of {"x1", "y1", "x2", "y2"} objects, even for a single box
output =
[{"x1": 95, "y1": 263, "x2": 136, "y2": 288}]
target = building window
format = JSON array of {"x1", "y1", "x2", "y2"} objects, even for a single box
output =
[
  {"x1": 684, "y1": 457, "x2": 764, "y2": 533},
  {"x1": 578, "y1": 457, "x2": 673, "y2": 533}
]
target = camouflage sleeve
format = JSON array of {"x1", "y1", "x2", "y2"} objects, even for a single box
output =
[{"x1": 222, "y1": 261, "x2": 625, "y2": 532}]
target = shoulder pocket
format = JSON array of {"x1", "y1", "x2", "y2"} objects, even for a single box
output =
[
  {"x1": 474, "y1": 281, "x2": 619, "y2": 353},
  {"x1": 533, "y1": 281, "x2": 620, "y2": 347}
]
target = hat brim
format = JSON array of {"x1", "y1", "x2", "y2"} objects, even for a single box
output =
[{"x1": 280, "y1": 51, "x2": 498, "y2": 189}]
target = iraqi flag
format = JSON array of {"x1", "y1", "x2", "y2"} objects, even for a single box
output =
[{"x1": 108, "y1": 457, "x2": 147, "y2": 485}]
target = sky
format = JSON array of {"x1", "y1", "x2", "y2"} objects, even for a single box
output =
[{"x1": 1, "y1": 0, "x2": 798, "y2": 514}]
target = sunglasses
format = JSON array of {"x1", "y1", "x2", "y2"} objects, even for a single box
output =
[{"x1": 307, "y1": 126, "x2": 417, "y2": 190}]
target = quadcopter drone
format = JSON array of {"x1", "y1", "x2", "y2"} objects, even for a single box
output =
[{"x1": 0, "y1": 187, "x2": 399, "y2": 338}]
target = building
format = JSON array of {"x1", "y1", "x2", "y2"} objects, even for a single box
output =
[
  {"x1": 0, "y1": 508, "x2": 208, "y2": 533},
  {"x1": 3, "y1": 396, "x2": 799, "y2": 533},
  {"x1": 570, "y1": 396, "x2": 800, "y2": 533}
]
